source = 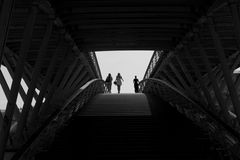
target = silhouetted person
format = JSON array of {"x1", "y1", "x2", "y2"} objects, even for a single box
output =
[
  {"x1": 105, "y1": 73, "x2": 113, "y2": 93},
  {"x1": 133, "y1": 76, "x2": 139, "y2": 93},
  {"x1": 115, "y1": 73, "x2": 124, "y2": 94}
]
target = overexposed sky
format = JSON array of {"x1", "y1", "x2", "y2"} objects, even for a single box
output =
[
  {"x1": 0, "y1": 65, "x2": 27, "y2": 110},
  {"x1": 0, "y1": 50, "x2": 153, "y2": 110},
  {"x1": 96, "y1": 50, "x2": 153, "y2": 93}
]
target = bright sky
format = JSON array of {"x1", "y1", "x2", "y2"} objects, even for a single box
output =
[
  {"x1": 0, "y1": 50, "x2": 153, "y2": 110},
  {"x1": 96, "y1": 50, "x2": 153, "y2": 93},
  {"x1": 0, "y1": 65, "x2": 28, "y2": 110}
]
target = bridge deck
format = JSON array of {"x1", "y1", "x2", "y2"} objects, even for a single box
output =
[
  {"x1": 80, "y1": 93, "x2": 151, "y2": 116},
  {"x1": 35, "y1": 94, "x2": 220, "y2": 160}
]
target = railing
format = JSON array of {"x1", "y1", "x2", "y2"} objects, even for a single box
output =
[
  {"x1": 143, "y1": 50, "x2": 163, "y2": 79},
  {"x1": 11, "y1": 79, "x2": 107, "y2": 160},
  {"x1": 139, "y1": 78, "x2": 240, "y2": 158},
  {"x1": 89, "y1": 51, "x2": 102, "y2": 79}
]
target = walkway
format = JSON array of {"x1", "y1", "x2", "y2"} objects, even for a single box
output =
[
  {"x1": 80, "y1": 93, "x2": 151, "y2": 116},
  {"x1": 35, "y1": 94, "x2": 221, "y2": 160}
]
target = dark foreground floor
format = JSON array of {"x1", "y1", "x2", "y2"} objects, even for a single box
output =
[{"x1": 35, "y1": 93, "x2": 221, "y2": 160}]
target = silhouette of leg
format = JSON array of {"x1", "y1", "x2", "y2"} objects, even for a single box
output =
[
  {"x1": 109, "y1": 84, "x2": 112, "y2": 93},
  {"x1": 117, "y1": 85, "x2": 120, "y2": 93}
]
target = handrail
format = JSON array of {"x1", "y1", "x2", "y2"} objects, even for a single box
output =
[
  {"x1": 139, "y1": 78, "x2": 240, "y2": 158},
  {"x1": 89, "y1": 51, "x2": 102, "y2": 79},
  {"x1": 11, "y1": 79, "x2": 106, "y2": 160},
  {"x1": 143, "y1": 51, "x2": 163, "y2": 79}
]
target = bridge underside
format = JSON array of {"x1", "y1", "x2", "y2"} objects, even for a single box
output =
[
  {"x1": 0, "y1": 0, "x2": 240, "y2": 159},
  {"x1": 50, "y1": 0, "x2": 215, "y2": 51}
]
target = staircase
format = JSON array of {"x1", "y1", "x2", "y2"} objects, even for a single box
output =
[{"x1": 35, "y1": 93, "x2": 221, "y2": 160}]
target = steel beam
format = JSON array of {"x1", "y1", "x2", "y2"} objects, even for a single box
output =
[
  {"x1": 75, "y1": 73, "x2": 91, "y2": 89},
  {"x1": 174, "y1": 55, "x2": 205, "y2": 102},
  {"x1": 195, "y1": 36, "x2": 229, "y2": 119},
  {"x1": 0, "y1": 0, "x2": 15, "y2": 66},
  {"x1": 58, "y1": 65, "x2": 85, "y2": 100},
  {"x1": 183, "y1": 46, "x2": 216, "y2": 108},
  {"x1": 0, "y1": 5, "x2": 38, "y2": 159},
  {"x1": 162, "y1": 68, "x2": 184, "y2": 91},
  {"x1": 158, "y1": 72, "x2": 175, "y2": 86},
  {"x1": 168, "y1": 61, "x2": 195, "y2": 96},
  {"x1": 2, "y1": 56, "x2": 27, "y2": 103},
  {"x1": 14, "y1": 20, "x2": 53, "y2": 144},
  {"x1": 208, "y1": 18, "x2": 240, "y2": 123},
  {"x1": 228, "y1": 0, "x2": 240, "y2": 49},
  {"x1": 58, "y1": 59, "x2": 78, "y2": 90},
  {"x1": 64, "y1": 62, "x2": 83, "y2": 89},
  {"x1": 0, "y1": 71, "x2": 20, "y2": 120},
  {"x1": 39, "y1": 45, "x2": 73, "y2": 117},
  {"x1": 12, "y1": 55, "x2": 39, "y2": 101},
  {"x1": 28, "y1": 36, "x2": 66, "y2": 133},
  {"x1": 70, "y1": 65, "x2": 85, "y2": 89}
]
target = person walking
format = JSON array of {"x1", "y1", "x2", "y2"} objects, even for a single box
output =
[
  {"x1": 115, "y1": 73, "x2": 124, "y2": 94},
  {"x1": 133, "y1": 76, "x2": 139, "y2": 93},
  {"x1": 105, "y1": 73, "x2": 113, "y2": 93}
]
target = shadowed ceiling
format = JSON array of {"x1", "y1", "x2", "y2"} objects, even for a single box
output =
[{"x1": 50, "y1": 0, "x2": 215, "y2": 51}]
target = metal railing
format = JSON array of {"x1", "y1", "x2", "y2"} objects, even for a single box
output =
[
  {"x1": 139, "y1": 78, "x2": 240, "y2": 159},
  {"x1": 143, "y1": 50, "x2": 163, "y2": 79},
  {"x1": 12, "y1": 79, "x2": 107, "y2": 160},
  {"x1": 89, "y1": 51, "x2": 102, "y2": 79}
]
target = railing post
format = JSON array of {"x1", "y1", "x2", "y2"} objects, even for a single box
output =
[
  {"x1": 0, "y1": 4, "x2": 38, "y2": 159},
  {"x1": 208, "y1": 17, "x2": 240, "y2": 123}
]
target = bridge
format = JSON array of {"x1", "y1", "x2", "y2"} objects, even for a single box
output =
[{"x1": 0, "y1": 0, "x2": 240, "y2": 159}]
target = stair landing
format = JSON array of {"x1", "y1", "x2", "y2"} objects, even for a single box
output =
[{"x1": 80, "y1": 93, "x2": 151, "y2": 116}]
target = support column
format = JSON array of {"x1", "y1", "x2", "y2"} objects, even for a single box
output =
[
  {"x1": 14, "y1": 19, "x2": 53, "y2": 143},
  {"x1": 162, "y1": 69, "x2": 184, "y2": 91},
  {"x1": 2, "y1": 56, "x2": 27, "y2": 102},
  {"x1": 183, "y1": 46, "x2": 216, "y2": 108},
  {"x1": 28, "y1": 35, "x2": 65, "y2": 132},
  {"x1": 39, "y1": 45, "x2": 73, "y2": 117},
  {"x1": 76, "y1": 73, "x2": 91, "y2": 89},
  {"x1": 168, "y1": 61, "x2": 195, "y2": 96},
  {"x1": 174, "y1": 55, "x2": 205, "y2": 103},
  {"x1": 195, "y1": 35, "x2": 229, "y2": 119},
  {"x1": 70, "y1": 65, "x2": 85, "y2": 89},
  {"x1": 208, "y1": 18, "x2": 240, "y2": 122},
  {"x1": 64, "y1": 62, "x2": 83, "y2": 89},
  {"x1": 0, "y1": 5, "x2": 38, "y2": 159},
  {"x1": 58, "y1": 59, "x2": 78, "y2": 90},
  {"x1": 0, "y1": 71, "x2": 20, "y2": 120}
]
